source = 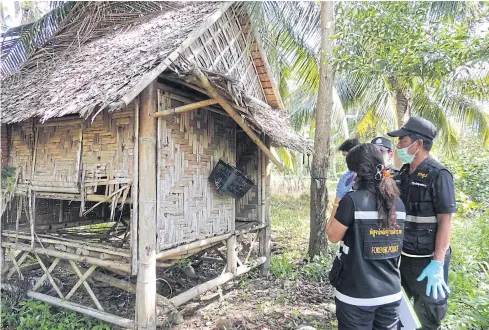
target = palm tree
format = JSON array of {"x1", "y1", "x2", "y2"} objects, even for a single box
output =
[
  {"x1": 249, "y1": 1, "x2": 489, "y2": 153},
  {"x1": 308, "y1": 1, "x2": 335, "y2": 258}
]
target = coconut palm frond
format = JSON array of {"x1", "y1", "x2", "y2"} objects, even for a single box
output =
[
  {"x1": 438, "y1": 92, "x2": 489, "y2": 146},
  {"x1": 411, "y1": 91, "x2": 460, "y2": 152},
  {"x1": 0, "y1": 1, "x2": 74, "y2": 76},
  {"x1": 247, "y1": 1, "x2": 320, "y2": 96},
  {"x1": 1, "y1": 1, "x2": 182, "y2": 79}
]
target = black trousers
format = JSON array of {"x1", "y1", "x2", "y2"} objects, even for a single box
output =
[
  {"x1": 400, "y1": 249, "x2": 451, "y2": 330},
  {"x1": 335, "y1": 298, "x2": 401, "y2": 330}
]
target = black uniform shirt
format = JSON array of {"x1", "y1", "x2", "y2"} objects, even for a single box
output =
[
  {"x1": 397, "y1": 158, "x2": 457, "y2": 215},
  {"x1": 335, "y1": 195, "x2": 356, "y2": 250}
]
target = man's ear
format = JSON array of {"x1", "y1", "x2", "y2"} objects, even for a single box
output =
[{"x1": 417, "y1": 139, "x2": 424, "y2": 150}]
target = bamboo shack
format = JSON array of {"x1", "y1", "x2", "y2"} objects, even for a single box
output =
[{"x1": 0, "y1": 2, "x2": 311, "y2": 329}]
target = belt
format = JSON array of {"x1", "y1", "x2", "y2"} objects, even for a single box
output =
[{"x1": 401, "y1": 251, "x2": 434, "y2": 258}]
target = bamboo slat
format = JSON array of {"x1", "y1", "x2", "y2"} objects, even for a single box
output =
[
  {"x1": 3, "y1": 242, "x2": 131, "y2": 273},
  {"x1": 26, "y1": 291, "x2": 135, "y2": 329}
]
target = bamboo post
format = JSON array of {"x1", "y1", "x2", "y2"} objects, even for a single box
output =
[
  {"x1": 59, "y1": 200, "x2": 64, "y2": 223},
  {"x1": 132, "y1": 97, "x2": 140, "y2": 276},
  {"x1": 136, "y1": 81, "x2": 158, "y2": 330},
  {"x1": 152, "y1": 99, "x2": 218, "y2": 118},
  {"x1": 259, "y1": 136, "x2": 272, "y2": 276},
  {"x1": 192, "y1": 68, "x2": 284, "y2": 171},
  {"x1": 226, "y1": 235, "x2": 237, "y2": 275},
  {"x1": 26, "y1": 291, "x2": 135, "y2": 329},
  {"x1": 155, "y1": 233, "x2": 231, "y2": 259}
]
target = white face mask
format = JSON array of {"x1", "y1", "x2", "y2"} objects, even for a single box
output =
[{"x1": 383, "y1": 154, "x2": 393, "y2": 168}]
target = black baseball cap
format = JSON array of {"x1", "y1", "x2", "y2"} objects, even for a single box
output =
[
  {"x1": 387, "y1": 117, "x2": 437, "y2": 140},
  {"x1": 371, "y1": 137, "x2": 393, "y2": 152}
]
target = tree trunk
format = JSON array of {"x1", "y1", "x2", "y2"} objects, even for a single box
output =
[
  {"x1": 308, "y1": 1, "x2": 335, "y2": 259},
  {"x1": 388, "y1": 76, "x2": 410, "y2": 168}
]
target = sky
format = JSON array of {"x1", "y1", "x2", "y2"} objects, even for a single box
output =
[{"x1": 0, "y1": 1, "x2": 51, "y2": 33}]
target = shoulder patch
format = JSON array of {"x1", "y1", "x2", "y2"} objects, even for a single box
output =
[{"x1": 417, "y1": 172, "x2": 428, "y2": 179}]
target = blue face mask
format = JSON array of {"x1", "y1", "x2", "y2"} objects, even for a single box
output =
[{"x1": 397, "y1": 141, "x2": 419, "y2": 164}]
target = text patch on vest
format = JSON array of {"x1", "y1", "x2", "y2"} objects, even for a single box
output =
[{"x1": 363, "y1": 224, "x2": 403, "y2": 260}]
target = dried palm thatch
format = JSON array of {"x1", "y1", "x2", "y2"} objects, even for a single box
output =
[
  {"x1": 170, "y1": 59, "x2": 313, "y2": 154},
  {"x1": 1, "y1": 1, "x2": 221, "y2": 124}
]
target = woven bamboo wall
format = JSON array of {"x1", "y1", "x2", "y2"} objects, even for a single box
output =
[
  {"x1": 5, "y1": 105, "x2": 135, "y2": 228},
  {"x1": 156, "y1": 90, "x2": 236, "y2": 250},
  {"x1": 8, "y1": 105, "x2": 135, "y2": 189},
  {"x1": 236, "y1": 133, "x2": 259, "y2": 222},
  {"x1": 1, "y1": 124, "x2": 8, "y2": 166},
  {"x1": 34, "y1": 121, "x2": 81, "y2": 184},
  {"x1": 181, "y1": 4, "x2": 266, "y2": 102},
  {"x1": 9, "y1": 119, "x2": 35, "y2": 182},
  {"x1": 82, "y1": 104, "x2": 136, "y2": 193}
]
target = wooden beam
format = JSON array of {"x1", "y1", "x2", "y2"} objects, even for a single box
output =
[
  {"x1": 158, "y1": 76, "x2": 249, "y2": 114},
  {"x1": 136, "y1": 81, "x2": 158, "y2": 330},
  {"x1": 162, "y1": 257, "x2": 266, "y2": 312},
  {"x1": 26, "y1": 291, "x2": 135, "y2": 329},
  {"x1": 155, "y1": 233, "x2": 231, "y2": 260},
  {"x1": 193, "y1": 68, "x2": 284, "y2": 171},
  {"x1": 2, "y1": 241, "x2": 131, "y2": 273},
  {"x1": 152, "y1": 99, "x2": 218, "y2": 118}
]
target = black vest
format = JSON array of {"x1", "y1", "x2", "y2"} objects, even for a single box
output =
[
  {"x1": 331, "y1": 189, "x2": 406, "y2": 306},
  {"x1": 395, "y1": 158, "x2": 448, "y2": 256}
]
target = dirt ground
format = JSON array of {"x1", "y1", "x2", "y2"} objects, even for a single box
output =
[{"x1": 168, "y1": 271, "x2": 337, "y2": 330}]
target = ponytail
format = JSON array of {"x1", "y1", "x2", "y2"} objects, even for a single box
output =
[{"x1": 376, "y1": 171, "x2": 400, "y2": 228}]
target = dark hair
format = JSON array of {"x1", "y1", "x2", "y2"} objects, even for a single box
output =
[
  {"x1": 338, "y1": 138, "x2": 360, "y2": 152},
  {"x1": 346, "y1": 144, "x2": 400, "y2": 228},
  {"x1": 408, "y1": 134, "x2": 433, "y2": 151}
]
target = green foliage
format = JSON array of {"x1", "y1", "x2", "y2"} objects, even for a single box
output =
[
  {"x1": 250, "y1": 1, "x2": 489, "y2": 151},
  {"x1": 270, "y1": 253, "x2": 298, "y2": 280},
  {"x1": 1, "y1": 166, "x2": 16, "y2": 192},
  {"x1": 1, "y1": 299, "x2": 111, "y2": 330},
  {"x1": 441, "y1": 138, "x2": 489, "y2": 328}
]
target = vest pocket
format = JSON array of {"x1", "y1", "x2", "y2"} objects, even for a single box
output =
[
  {"x1": 417, "y1": 232, "x2": 436, "y2": 255},
  {"x1": 328, "y1": 256, "x2": 344, "y2": 288}
]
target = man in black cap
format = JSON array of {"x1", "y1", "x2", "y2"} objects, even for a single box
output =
[
  {"x1": 371, "y1": 136, "x2": 398, "y2": 175},
  {"x1": 387, "y1": 117, "x2": 457, "y2": 330}
]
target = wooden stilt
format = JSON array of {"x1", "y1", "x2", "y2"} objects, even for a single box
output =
[
  {"x1": 136, "y1": 81, "x2": 158, "y2": 330},
  {"x1": 226, "y1": 235, "x2": 237, "y2": 275}
]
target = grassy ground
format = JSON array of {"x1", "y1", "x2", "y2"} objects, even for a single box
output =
[{"x1": 4, "y1": 189, "x2": 486, "y2": 329}]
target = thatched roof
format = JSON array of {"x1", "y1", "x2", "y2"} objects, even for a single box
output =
[
  {"x1": 1, "y1": 1, "x2": 222, "y2": 123},
  {"x1": 1, "y1": 1, "x2": 312, "y2": 153}
]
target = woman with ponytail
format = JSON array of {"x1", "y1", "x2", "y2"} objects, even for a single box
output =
[{"x1": 326, "y1": 143, "x2": 406, "y2": 330}]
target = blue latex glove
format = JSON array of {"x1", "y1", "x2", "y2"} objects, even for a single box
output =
[
  {"x1": 336, "y1": 170, "x2": 356, "y2": 198},
  {"x1": 417, "y1": 260, "x2": 450, "y2": 299}
]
